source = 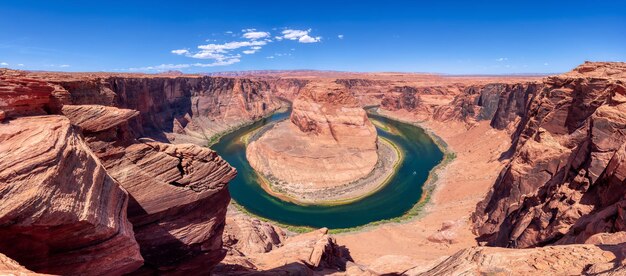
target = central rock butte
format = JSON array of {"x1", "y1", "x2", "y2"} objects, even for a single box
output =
[{"x1": 246, "y1": 81, "x2": 380, "y2": 203}]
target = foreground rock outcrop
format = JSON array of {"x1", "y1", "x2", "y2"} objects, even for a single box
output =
[
  {"x1": 0, "y1": 71, "x2": 240, "y2": 274},
  {"x1": 473, "y1": 62, "x2": 626, "y2": 248},
  {"x1": 216, "y1": 223, "x2": 351, "y2": 275},
  {"x1": 411, "y1": 243, "x2": 626, "y2": 275},
  {"x1": 0, "y1": 116, "x2": 143, "y2": 275},
  {"x1": 61, "y1": 103, "x2": 237, "y2": 273},
  {"x1": 0, "y1": 253, "x2": 45, "y2": 275}
]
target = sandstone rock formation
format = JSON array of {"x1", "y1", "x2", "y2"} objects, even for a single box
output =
[
  {"x1": 246, "y1": 81, "x2": 380, "y2": 202},
  {"x1": 433, "y1": 83, "x2": 542, "y2": 127},
  {"x1": 223, "y1": 211, "x2": 286, "y2": 256},
  {"x1": 411, "y1": 243, "x2": 626, "y2": 275},
  {"x1": 0, "y1": 253, "x2": 45, "y2": 276},
  {"x1": 52, "y1": 76, "x2": 285, "y2": 145},
  {"x1": 62, "y1": 103, "x2": 237, "y2": 273},
  {"x1": 0, "y1": 71, "x2": 240, "y2": 274},
  {"x1": 0, "y1": 76, "x2": 55, "y2": 117},
  {"x1": 60, "y1": 104, "x2": 140, "y2": 132},
  {"x1": 216, "y1": 226, "x2": 351, "y2": 275},
  {"x1": 473, "y1": 62, "x2": 626, "y2": 248},
  {"x1": 0, "y1": 116, "x2": 143, "y2": 275}
]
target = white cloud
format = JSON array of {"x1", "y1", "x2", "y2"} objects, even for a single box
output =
[
  {"x1": 279, "y1": 29, "x2": 321, "y2": 43},
  {"x1": 171, "y1": 39, "x2": 267, "y2": 66},
  {"x1": 17, "y1": 64, "x2": 24, "y2": 66},
  {"x1": 282, "y1": 29, "x2": 309, "y2": 40},
  {"x1": 171, "y1": 49, "x2": 190, "y2": 55},
  {"x1": 0, "y1": 62, "x2": 8, "y2": 66},
  {"x1": 196, "y1": 40, "x2": 266, "y2": 55},
  {"x1": 59, "y1": 64, "x2": 70, "y2": 68},
  {"x1": 167, "y1": 26, "x2": 321, "y2": 68},
  {"x1": 243, "y1": 30, "x2": 270, "y2": 40},
  {"x1": 338, "y1": 34, "x2": 344, "y2": 39},
  {"x1": 544, "y1": 62, "x2": 549, "y2": 66},
  {"x1": 128, "y1": 59, "x2": 241, "y2": 72},
  {"x1": 298, "y1": 34, "x2": 321, "y2": 43},
  {"x1": 496, "y1": 57, "x2": 508, "y2": 62}
]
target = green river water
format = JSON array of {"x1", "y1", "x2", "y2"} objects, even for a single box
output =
[{"x1": 211, "y1": 111, "x2": 443, "y2": 229}]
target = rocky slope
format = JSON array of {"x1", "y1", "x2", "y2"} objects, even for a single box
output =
[
  {"x1": 410, "y1": 243, "x2": 626, "y2": 275},
  {"x1": 216, "y1": 214, "x2": 352, "y2": 276},
  {"x1": 59, "y1": 103, "x2": 238, "y2": 272},
  {"x1": 472, "y1": 62, "x2": 626, "y2": 248},
  {"x1": 0, "y1": 71, "x2": 239, "y2": 274}
]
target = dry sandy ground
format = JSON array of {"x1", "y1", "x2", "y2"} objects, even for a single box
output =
[{"x1": 334, "y1": 112, "x2": 512, "y2": 272}]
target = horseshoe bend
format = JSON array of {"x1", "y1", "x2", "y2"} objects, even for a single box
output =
[
  {"x1": 246, "y1": 81, "x2": 401, "y2": 204},
  {"x1": 2, "y1": 2, "x2": 626, "y2": 275}
]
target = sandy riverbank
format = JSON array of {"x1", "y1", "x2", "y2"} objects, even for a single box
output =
[{"x1": 332, "y1": 109, "x2": 512, "y2": 272}]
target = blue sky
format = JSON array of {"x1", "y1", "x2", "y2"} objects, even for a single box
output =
[{"x1": 1, "y1": 1, "x2": 624, "y2": 74}]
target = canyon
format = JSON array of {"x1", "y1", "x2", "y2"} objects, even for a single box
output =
[{"x1": 0, "y1": 61, "x2": 625, "y2": 275}]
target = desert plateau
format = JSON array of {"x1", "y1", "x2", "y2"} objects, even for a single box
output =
[{"x1": 1, "y1": 1, "x2": 625, "y2": 275}]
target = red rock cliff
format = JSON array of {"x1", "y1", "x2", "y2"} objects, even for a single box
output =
[
  {"x1": 472, "y1": 62, "x2": 626, "y2": 248},
  {"x1": 48, "y1": 75, "x2": 286, "y2": 145},
  {"x1": 0, "y1": 115, "x2": 143, "y2": 275}
]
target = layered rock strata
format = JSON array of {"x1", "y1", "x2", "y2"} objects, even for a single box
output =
[
  {"x1": 411, "y1": 243, "x2": 626, "y2": 275},
  {"x1": 0, "y1": 71, "x2": 239, "y2": 274},
  {"x1": 61, "y1": 104, "x2": 237, "y2": 273},
  {"x1": 473, "y1": 62, "x2": 626, "y2": 248},
  {"x1": 0, "y1": 116, "x2": 143, "y2": 275},
  {"x1": 52, "y1": 76, "x2": 285, "y2": 145},
  {"x1": 215, "y1": 225, "x2": 351, "y2": 275},
  {"x1": 246, "y1": 81, "x2": 382, "y2": 203}
]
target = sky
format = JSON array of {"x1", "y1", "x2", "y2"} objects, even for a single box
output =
[{"x1": 0, "y1": 1, "x2": 624, "y2": 74}]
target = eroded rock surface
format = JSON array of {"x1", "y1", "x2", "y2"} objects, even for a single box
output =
[
  {"x1": 412, "y1": 243, "x2": 626, "y2": 275},
  {"x1": 473, "y1": 61, "x2": 626, "y2": 248},
  {"x1": 73, "y1": 107, "x2": 237, "y2": 273},
  {"x1": 53, "y1": 76, "x2": 285, "y2": 145},
  {"x1": 0, "y1": 71, "x2": 241, "y2": 274},
  {"x1": 61, "y1": 104, "x2": 140, "y2": 132},
  {"x1": 215, "y1": 227, "x2": 351, "y2": 275},
  {"x1": 0, "y1": 116, "x2": 143, "y2": 275},
  {"x1": 0, "y1": 253, "x2": 46, "y2": 276}
]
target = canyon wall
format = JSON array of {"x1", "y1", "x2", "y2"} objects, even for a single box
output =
[
  {"x1": 472, "y1": 62, "x2": 626, "y2": 248},
  {"x1": 50, "y1": 76, "x2": 287, "y2": 145},
  {"x1": 0, "y1": 71, "x2": 240, "y2": 274}
]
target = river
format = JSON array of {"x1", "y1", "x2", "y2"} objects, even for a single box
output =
[{"x1": 211, "y1": 111, "x2": 443, "y2": 229}]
